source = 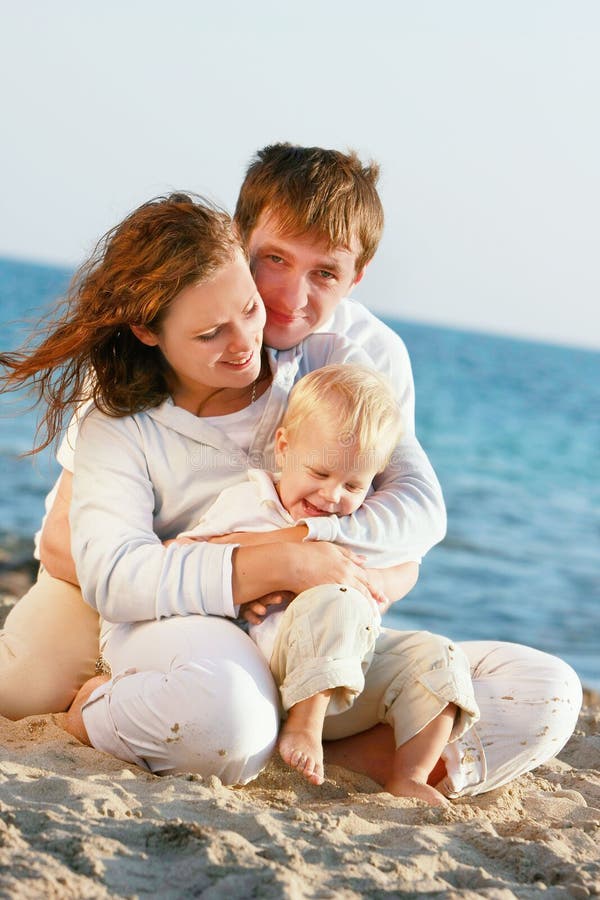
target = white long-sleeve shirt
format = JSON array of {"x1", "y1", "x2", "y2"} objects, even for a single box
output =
[
  {"x1": 309, "y1": 298, "x2": 446, "y2": 557},
  {"x1": 70, "y1": 305, "x2": 445, "y2": 624}
]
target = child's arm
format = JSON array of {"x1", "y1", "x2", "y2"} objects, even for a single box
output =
[{"x1": 207, "y1": 524, "x2": 309, "y2": 546}]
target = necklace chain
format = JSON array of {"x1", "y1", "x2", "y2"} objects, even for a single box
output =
[{"x1": 250, "y1": 354, "x2": 264, "y2": 404}]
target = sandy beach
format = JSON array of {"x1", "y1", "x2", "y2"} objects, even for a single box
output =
[{"x1": 1, "y1": 589, "x2": 598, "y2": 899}]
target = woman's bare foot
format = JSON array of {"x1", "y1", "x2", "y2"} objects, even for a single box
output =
[
  {"x1": 384, "y1": 775, "x2": 449, "y2": 806},
  {"x1": 279, "y1": 723, "x2": 324, "y2": 786},
  {"x1": 63, "y1": 674, "x2": 110, "y2": 746}
]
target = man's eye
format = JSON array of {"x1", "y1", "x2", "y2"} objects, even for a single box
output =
[
  {"x1": 268, "y1": 254, "x2": 284, "y2": 264},
  {"x1": 318, "y1": 270, "x2": 335, "y2": 280}
]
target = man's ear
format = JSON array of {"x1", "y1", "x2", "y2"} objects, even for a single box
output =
[
  {"x1": 274, "y1": 426, "x2": 289, "y2": 468},
  {"x1": 353, "y1": 263, "x2": 368, "y2": 288},
  {"x1": 130, "y1": 324, "x2": 160, "y2": 347}
]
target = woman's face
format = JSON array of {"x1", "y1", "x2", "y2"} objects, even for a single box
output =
[{"x1": 133, "y1": 251, "x2": 265, "y2": 411}]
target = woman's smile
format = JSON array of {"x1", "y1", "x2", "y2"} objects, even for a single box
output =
[{"x1": 221, "y1": 351, "x2": 256, "y2": 369}]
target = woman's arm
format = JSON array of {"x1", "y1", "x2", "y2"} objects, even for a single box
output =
[
  {"x1": 71, "y1": 410, "x2": 373, "y2": 623},
  {"x1": 231, "y1": 542, "x2": 374, "y2": 606}
]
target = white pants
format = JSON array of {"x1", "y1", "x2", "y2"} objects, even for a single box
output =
[
  {"x1": 82, "y1": 613, "x2": 581, "y2": 794},
  {"x1": 320, "y1": 635, "x2": 582, "y2": 796}
]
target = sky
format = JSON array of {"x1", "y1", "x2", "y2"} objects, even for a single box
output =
[{"x1": 1, "y1": 0, "x2": 598, "y2": 350}]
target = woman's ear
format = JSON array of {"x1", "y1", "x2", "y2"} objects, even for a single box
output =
[
  {"x1": 274, "y1": 426, "x2": 289, "y2": 469},
  {"x1": 130, "y1": 324, "x2": 160, "y2": 347}
]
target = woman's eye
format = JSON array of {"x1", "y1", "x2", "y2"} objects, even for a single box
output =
[
  {"x1": 245, "y1": 301, "x2": 259, "y2": 317},
  {"x1": 197, "y1": 329, "x2": 220, "y2": 342}
]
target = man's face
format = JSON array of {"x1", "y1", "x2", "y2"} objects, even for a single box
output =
[{"x1": 247, "y1": 213, "x2": 365, "y2": 350}]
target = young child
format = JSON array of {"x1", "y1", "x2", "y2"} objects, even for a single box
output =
[{"x1": 176, "y1": 364, "x2": 480, "y2": 804}]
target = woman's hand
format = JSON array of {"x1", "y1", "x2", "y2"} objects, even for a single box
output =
[
  {"x1": 283, "y1": 542, "x2": 374, "y2": 599},
  {"x1": 232, "y1": 542, "x2": 369, "y2": 608}
]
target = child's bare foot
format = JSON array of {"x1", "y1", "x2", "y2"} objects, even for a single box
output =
[
  {"x1": 278, "y1": 692, "x2": 333, "y2": 786},
  {"x1": 384, "y1": 775, "x2": 449, "y2": 806},
  {"x1": 279, "y1": 724, "x2": 324, "y2": 786},
  {"x1": 63, "y1": 674, "x2": 110, "y2": 746}
]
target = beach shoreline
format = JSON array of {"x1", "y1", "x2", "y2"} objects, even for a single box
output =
[{"x1": 0, "y1": 583, "x2": 599, "y2": 897}]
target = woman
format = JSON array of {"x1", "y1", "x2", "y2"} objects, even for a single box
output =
[{"x1": 1, "y1": 193, "x2": 581, "y2": 794}]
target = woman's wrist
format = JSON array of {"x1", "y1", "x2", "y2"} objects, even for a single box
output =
[{"x1": 231, "y1": 543, "x2": 298, "y2": 605}]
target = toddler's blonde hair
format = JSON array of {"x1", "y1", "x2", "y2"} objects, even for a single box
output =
[{"x1": 280, "y1": 364, "x2": 402, "y2": 471}]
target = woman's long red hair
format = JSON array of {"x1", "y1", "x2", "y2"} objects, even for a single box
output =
[{"x1": 0, "y1": 193, "x2": 240, "y2": 452}]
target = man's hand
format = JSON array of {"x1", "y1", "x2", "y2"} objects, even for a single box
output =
[
  {"x1": 238, "y1": 591, "x2": 295, "y2": 625},
  {"x1": 364, "y1": 562, "x2": 419, "y2": 614},
  {"x1": 363, "y1": 568, "x2": 391, "y2": 612}
]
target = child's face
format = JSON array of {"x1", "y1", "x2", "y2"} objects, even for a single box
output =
[{"x1": 275, "y1": 420, "x2": 379, "y2": 521}]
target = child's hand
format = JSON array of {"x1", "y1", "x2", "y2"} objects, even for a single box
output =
[
  {"x1": 239, "y1": 591, "x2": 295, "y2": 625},
  {"x1": 163, "y1": 537, "x2": 203, "y2": 547},
  {"x1": 209, "y1": 531, "x2": 268, "y2": 546}
]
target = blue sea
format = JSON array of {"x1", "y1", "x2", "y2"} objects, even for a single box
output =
[{"x1": 1, "y1": 256, "x2": 599, "y2": 689}]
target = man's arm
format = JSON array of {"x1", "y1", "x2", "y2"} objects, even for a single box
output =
[
  {"x1": 39, "y1": 470, "x2": 79, "y2": 585},
  {"x1": 301, "y1": 308, "x2": 447, "y2": 564}
]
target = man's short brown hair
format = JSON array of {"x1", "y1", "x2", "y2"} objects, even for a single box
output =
[{"x1": 234, "y1": 143, "x2": 384, "y2": 272}]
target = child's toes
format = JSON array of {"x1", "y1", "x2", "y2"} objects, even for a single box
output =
[
  {"x1": 308, "y1": 762, "x2": 324, "y2": 786},
  {"x1": 289, "y1": 748, "x2": 307, "y2": 770}
]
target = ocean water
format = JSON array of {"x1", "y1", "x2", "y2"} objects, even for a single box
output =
[{"x1": 1, "y1": 256, "x2": 599, "y2": 689}]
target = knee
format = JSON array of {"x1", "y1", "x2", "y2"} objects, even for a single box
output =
[
  {"x1": 155, "y1": 659, "x2": 280, "y2": 783},
  {"x1": 0, "y1": 633, "x2": 81, "y2": 718},
  {"x1": 541, "y1": 653, "x2": 583, "y2": 728},
  {"x1": 293, "y1": 583, "x2": 379, "y2": 628},
  {"x1": 544, "y1": 653, "x2": 582, "y2": 702}
]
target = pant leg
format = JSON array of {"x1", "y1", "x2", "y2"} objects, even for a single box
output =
[
  {"x1": 82, "y1": 615, "x2": 280, "y2": 784},
  {"x1": 322, "y1": 628, "x2": 480, "y2": 747},
  {"x1": 436, "y1": 641, "x2": 583, "y2": 798},
  {"x1": 0, "y1": 568, "x2": 100, "y2": 719},
  {"x1": 269, "y1": 584, "x2": 381, "y2": 714}
]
